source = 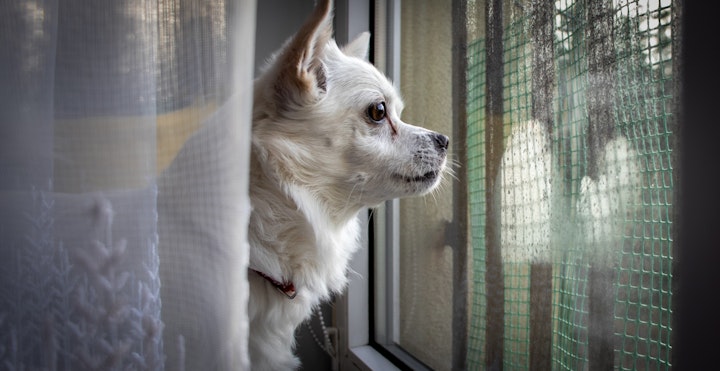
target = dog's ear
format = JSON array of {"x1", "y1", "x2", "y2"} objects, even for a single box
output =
[
  {"x1": 273, "y1": 0, "x2": 333, "y2": 110},
  {"x1": 342, "y1": 32, "x2": 370, "y2": 60}
]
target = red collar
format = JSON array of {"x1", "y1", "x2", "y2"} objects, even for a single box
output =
[{"x1": 250, "y1": 268, "x2": 297, "y2": 299}]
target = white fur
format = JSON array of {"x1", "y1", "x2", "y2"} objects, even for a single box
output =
[
  {"x1": 248, "y1": 2, "x2": 448, "y2": 366},
  {"x1": 159, "y1": 1, "x2": 448, "y2": 370}
]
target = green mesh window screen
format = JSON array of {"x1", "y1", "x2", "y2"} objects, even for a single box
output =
[{"x1": 467, "y1": 0, "x2": 676, "y2": 369}]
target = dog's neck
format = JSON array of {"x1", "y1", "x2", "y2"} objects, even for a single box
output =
[
  {"x1": 252, "y1": 142, "x2": 365, "y2": 225},
  {"x1": 248, "y1": 149, "x2": 363, "y2": 298}
]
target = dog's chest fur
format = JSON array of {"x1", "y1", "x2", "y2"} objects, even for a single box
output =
[
  {"x1": 247, "y1": 152, "x2": 361, "y2": 303},
  {"x1": 246, "y1": 152, "x2": 361, "y2": 370}
]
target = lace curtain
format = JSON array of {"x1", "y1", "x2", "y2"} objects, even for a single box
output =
[{"x1": 0, "y1": 0, "x2": 256, "y2": 369}]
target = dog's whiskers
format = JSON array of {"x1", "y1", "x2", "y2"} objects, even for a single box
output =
[{"x1": 343, "y1": 181, "x2": 363, "y2": 214}]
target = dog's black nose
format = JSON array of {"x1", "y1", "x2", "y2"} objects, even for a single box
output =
[{"x1": 432, "y1": 133, "x2": 449, "y2": 152}]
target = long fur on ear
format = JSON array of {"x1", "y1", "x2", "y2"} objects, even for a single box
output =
[
  {"x1": 342, "y1": 32, "x2": 371, "y2": 60},
  {"x1": 273, "y1": 0, "x2": 333, "y2": 109}
]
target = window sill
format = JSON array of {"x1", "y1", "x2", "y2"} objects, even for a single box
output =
[{"x1": 345, "y1": 345, "x2": 400, "y2": 371}]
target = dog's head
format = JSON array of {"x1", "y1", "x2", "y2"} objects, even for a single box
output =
[{"x1": 253, "y1": 0, "x2": 448, "y2": 215}]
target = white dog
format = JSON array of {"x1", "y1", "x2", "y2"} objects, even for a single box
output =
[{"x1": 159, "y1": 0, "x2": 448, "y2": 369}]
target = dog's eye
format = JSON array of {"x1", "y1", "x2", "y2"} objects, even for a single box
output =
[{"x1": 367, "y1": 102, "x2": 386, "y2": 123}]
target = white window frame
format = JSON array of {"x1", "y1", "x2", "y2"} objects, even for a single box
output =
[{"x1": 332, "y1": 0, "x2": 386, "y2": 369}]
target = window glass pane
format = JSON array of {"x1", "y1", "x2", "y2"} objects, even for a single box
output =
[{"x1": 397, "y1": 1, "x2": 455, "y2": 370}]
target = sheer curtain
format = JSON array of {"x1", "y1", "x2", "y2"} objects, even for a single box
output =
[{"x1": 0, "y1": 0, "x2": 256, "y2": 369}]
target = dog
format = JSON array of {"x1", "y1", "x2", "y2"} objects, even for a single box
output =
[{"x1": 159, "y1": 0, "x2": 448, "y2": 369}]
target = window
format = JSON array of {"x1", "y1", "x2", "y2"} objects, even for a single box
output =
[
  {"x1": 375, "y1": 1, "x2": 457, "y2": 370},
  {"x1": 340, "y1": 0, "x2": 686, "y2": 370}
]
